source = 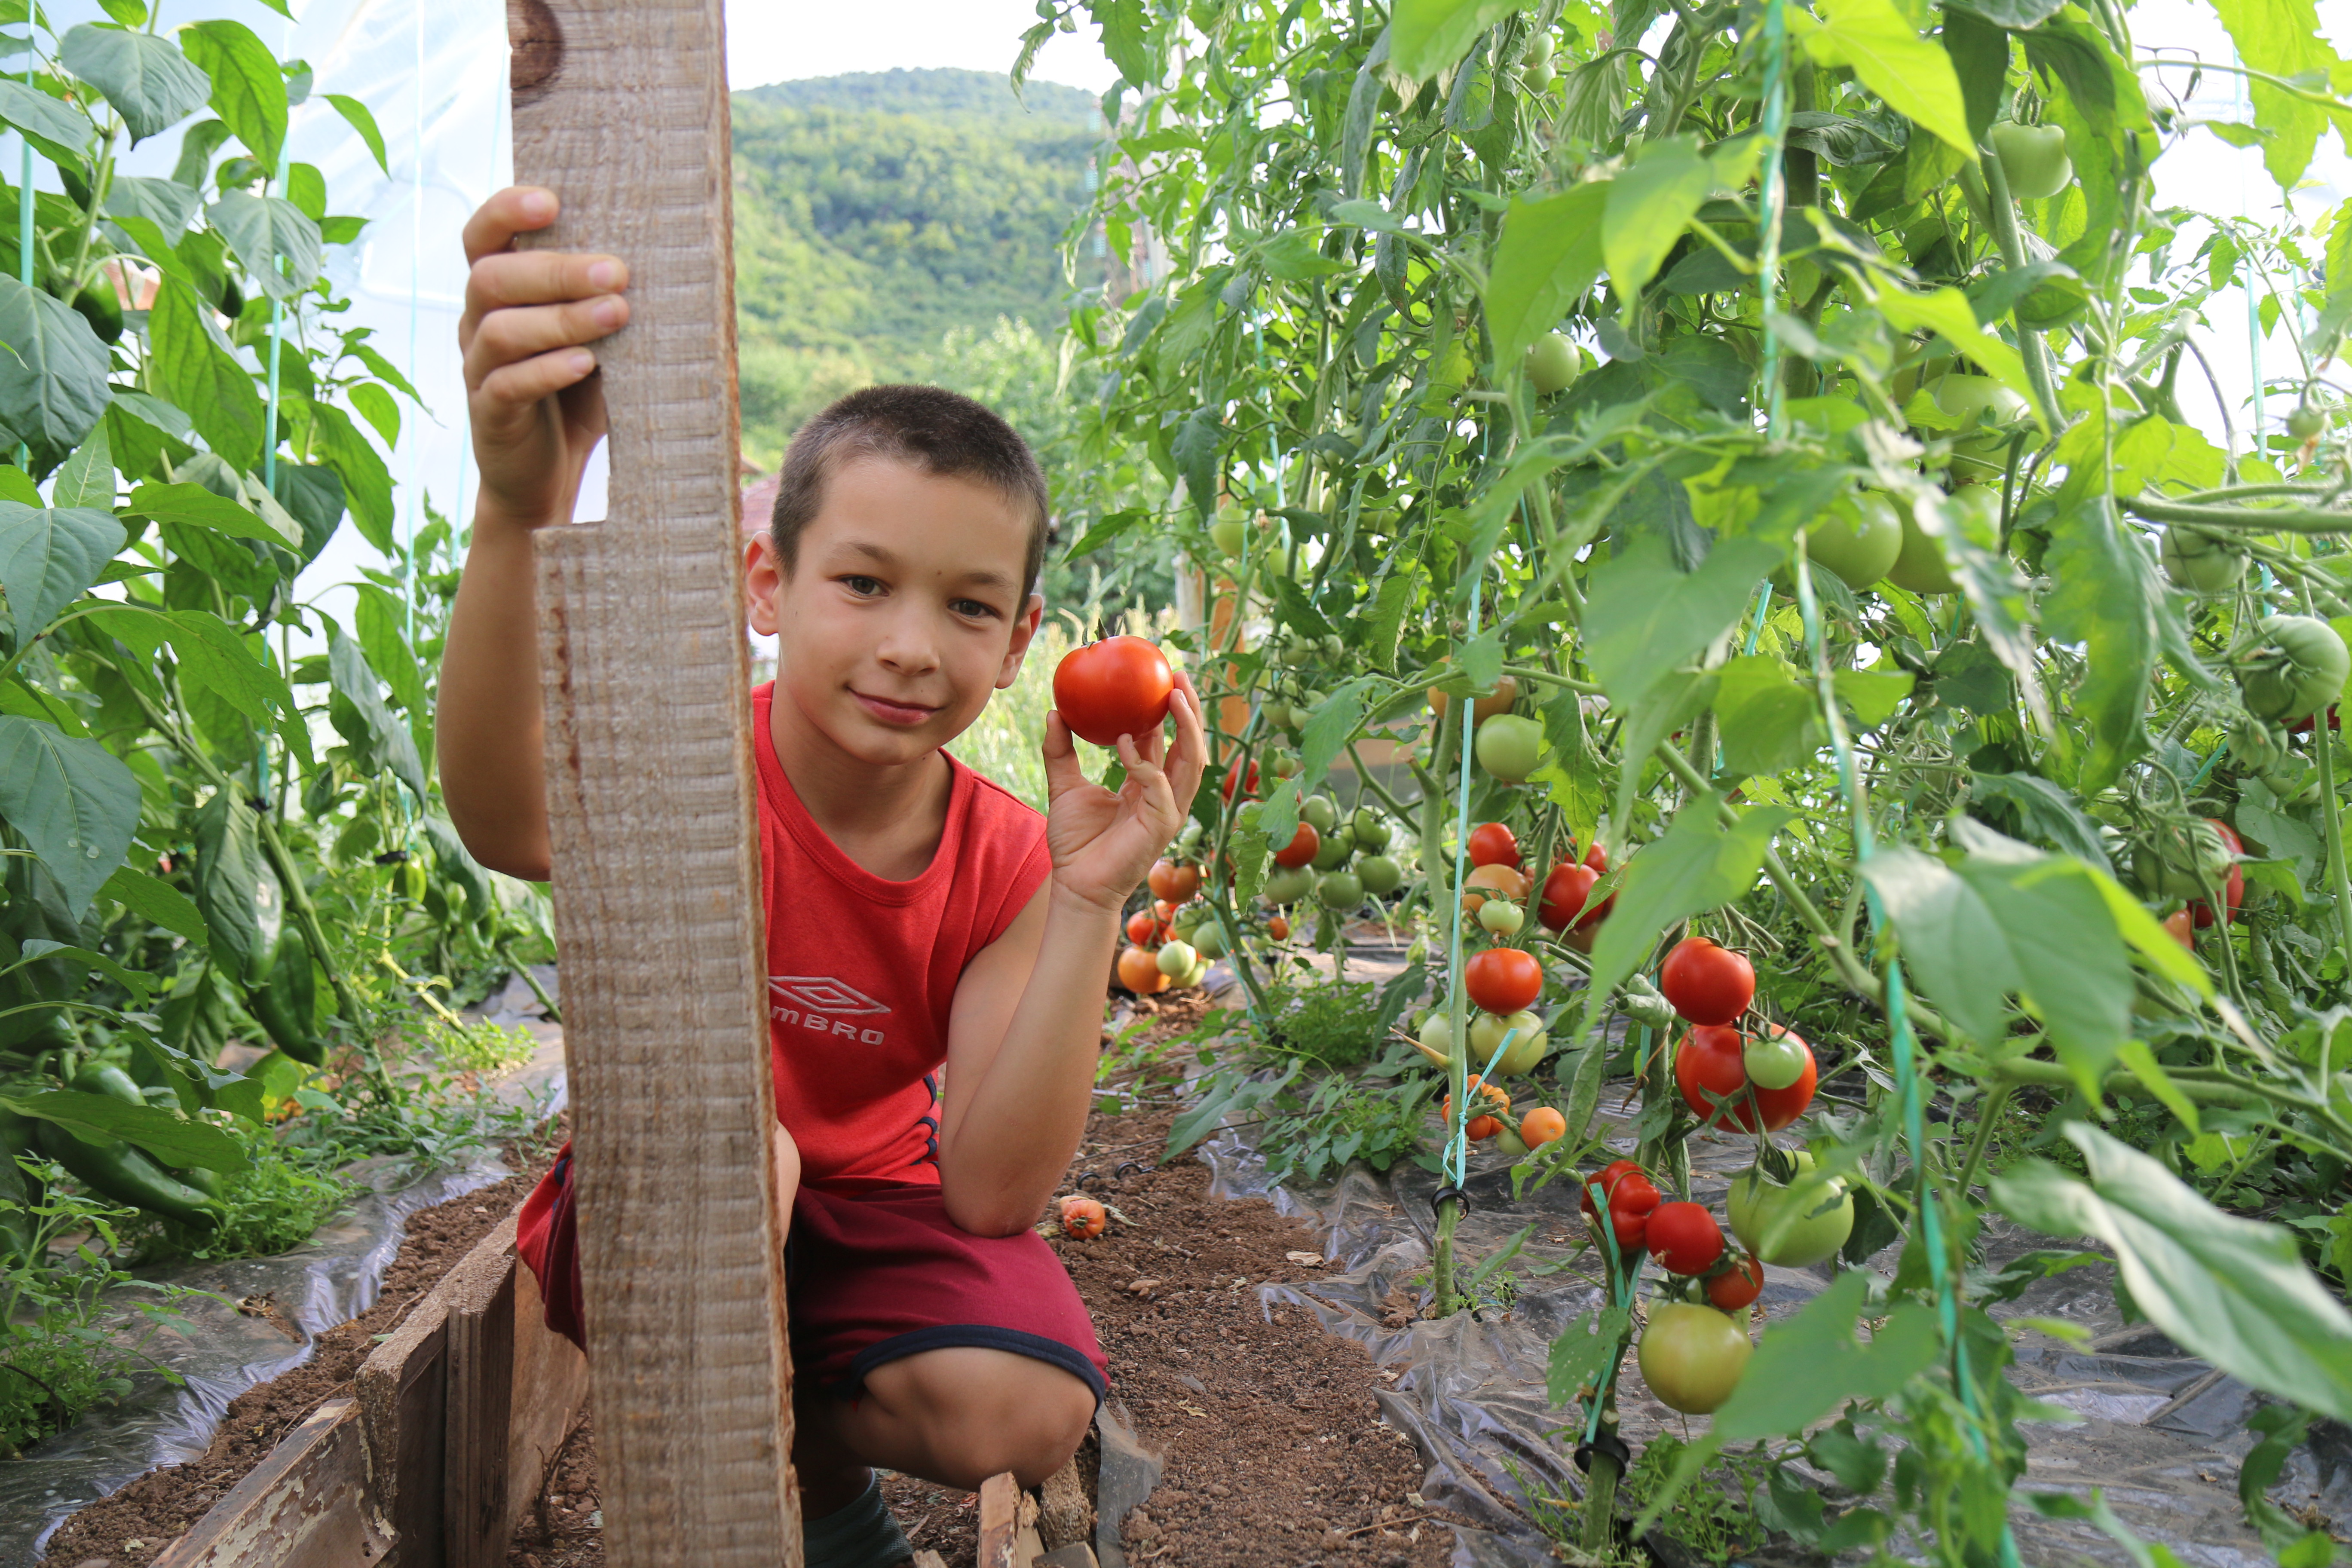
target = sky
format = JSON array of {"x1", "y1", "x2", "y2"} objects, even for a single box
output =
[{"x1": 723, "y1": 0, "x2": 1120, "y2": 95}]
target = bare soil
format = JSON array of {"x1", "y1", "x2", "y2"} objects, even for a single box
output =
[{"x1": 39, "y1": 1129, "x2": 555, "y2": 1568}]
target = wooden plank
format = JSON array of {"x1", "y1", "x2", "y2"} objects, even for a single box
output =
[
  {"x1": 911, "y1": 1553, "x2": 949, "y2": 1568},
  {"x1": 357, "y1": 1292, "x2": 450, "y2": 1568},
  {"x1": 508, "y1": 2, "x2": 795, "y2": 1565},
  {"x1": 444, "y1": 1221, "x2": 520, "y2": 1568},
  {"x1": 153, "y1": 1399, "x2": 388, "y2": 1568},
  {"x1": 1038, "y1": 1457, "x2": 1091, "y2": 1550},
  {"x1": 977, "y1": 1471, "x2": 1033, "y2": 1568},
  {"x1": 508, "y1": 1240, "x2": 592, "y2": 1530}
]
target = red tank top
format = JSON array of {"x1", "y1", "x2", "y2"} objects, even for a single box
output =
[{"x1": 752, "y1": 682, "x2": 1051, "y2": 1187}]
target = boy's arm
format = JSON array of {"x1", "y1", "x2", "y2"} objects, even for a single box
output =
[
  {"x1": 935, "y1": 677, "x2": 1207, "y2": 1237},
  {"x1": 437, "y1": 187, "x2": 631, "y2": 879}
]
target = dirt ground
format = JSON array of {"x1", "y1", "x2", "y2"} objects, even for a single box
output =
[{"x1": 40, "y1": 1143, "x2": 549, "y2": 1567}]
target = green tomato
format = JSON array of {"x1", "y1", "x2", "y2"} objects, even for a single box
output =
[
  {"x1": 1474, "y1": 714, "x2": 1544, "y2": 784},
  {"x1": 1926, "y1": 372, "x2": 2030, "y2": 484},
  {"x1": 1268, "y1": 753, "x2": 1301, "y2": 780},
  {"x1": 1886, "y1": 507, "x2": 1958, "y2": 595},
  {"x1": 1210, "y1": 519, "x2": 1248, "y2": 558},
  {"x1": 1357, "y1": 854, "x2": 1404, "y2": 896},
  {"x1": 2160, "y1": 523, "x2": 2248, "y2": 594},
  {"x1": 1311, "y1": 824, "x2": 1357, "y2": 870},
  {"x1": 1263, "y1": 865, "x2": 1317, "y2": 905},
  {"x1": 1524, "y1": 30, "x2": 1556, "y2": 67},
  {"x1": 1470, "y1": 1009, "x2": 1549, "y2": 1076},
  {"x1": 1181, "y1": 957, "x2": 1210, "y2": 988},
  {"x1": 1351, "y1": 810, "x2": 1393, "y2": 852},
  {"x1": 1638, "y1": 1302, "x2": 1753, "y2": 1415},
  {"x1": 1191, "y1": 920, "x2": 1229, "y2": 959},
  {"x1": 1727, "y1": 1152, "x2": 1854, "y2": 1268},
  {"x1": 2131, "y1": 818, "x2": 2231, "y2": 901},
  {"x1": 1317, "y1": 869, "x2": 1363, "y2": 909},
  {"x1": 1803, "y1": 492, "x2": 1904, "y2": 589},
  {"x1": 1156, "y1": 940, "x2": 1197, "y2": 977},
  {"x1": 1478, "y1": 899, "x2": 1525, "y2": 936},
  {"x1": 1525, "y1": 332, "x2": 1578, "y2": 395},
  {"x1": 1989, "y1": 121, "x2": 2073, "y2": 201},
  {"x1": 1300, "y1": 794, "x2": 1339, "y2": 833},
  {"x1": 1419, "y1": 1011, "x2": 1458, "y2": 1061},
  {"x1": 1171, "y1": 902, "x2": 1209, "y2": 935},
  {"x1": 2240, "y1": 615, "x2": 2351, "y2": 723},
  {"x1": 1743, "y1": 1031, "x2": 1808, "y2": 1091},
  {"x1": 1493, "y1": 1125, "x2": 1531, "y2": 1159},
  {"x1": 2287, "y1": 404, "x2": 2326, "y2": 440}
]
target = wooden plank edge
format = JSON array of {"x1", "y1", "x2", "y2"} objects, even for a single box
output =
[{"x1": 152, "y1": 1398, "x2": 387, "y2": 1568}]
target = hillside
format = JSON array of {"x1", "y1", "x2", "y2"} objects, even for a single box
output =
[{"x1": 729, "y1": 67, "x2": 1110, "y2": 467}]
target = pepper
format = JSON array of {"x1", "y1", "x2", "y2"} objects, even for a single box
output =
[
  {"x1": 245, "y1": 929, "x2": 325, "y2": 1066},
  {"x1": 36, "y1": 1065, "x2": 222, "y2": 1229}
]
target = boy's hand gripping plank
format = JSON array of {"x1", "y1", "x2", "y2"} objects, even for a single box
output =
[{"x1": 505, "y1": 2, "x2": 797, "y2": 1562}]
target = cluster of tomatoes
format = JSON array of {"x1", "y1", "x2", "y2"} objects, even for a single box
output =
[
  {"x1": 1435, "y1": 1074, "x2": 1570, "y2": 1158},
  {"x1": 1456, "y1": 819, "x2": 1616, "y2": 951},
  {"x1": 1661, "y1": 936, "x2": 1819, "y2": 1133},
  {"x1": 1578, "y1": 1158, "x2": 1763, "y2": 1415},
  {"x1": 1116, "y1": 856, "x2": 1236, "y2": 995},
  {"x1": 1261, "y1": 796, "x2": 1406, "y2": 913}
]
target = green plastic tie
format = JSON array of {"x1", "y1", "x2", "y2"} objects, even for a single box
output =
[{"x1": 1443, "y1": 570, "x2": 1485, "y2": 1186}]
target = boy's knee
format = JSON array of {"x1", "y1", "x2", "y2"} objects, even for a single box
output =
[{"x1": 866, "y1": 1349, "x2": 1094, "y2": 1488}]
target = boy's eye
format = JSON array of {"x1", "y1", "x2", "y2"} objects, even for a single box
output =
[
  {"x1": 841, "y1": 575, "x2": 883, "y2": 597},
  {"x1": 952, "y1": 598, "x2": 998, "y2": 619}
]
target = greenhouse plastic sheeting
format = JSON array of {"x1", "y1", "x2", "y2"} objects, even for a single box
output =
[
  {"x1": 0, "y1": 1155, "x2": 511, "y2": 1564},
  {"x1": 1185, "y1": 977, "x2": 2346, "y2": 1568}
]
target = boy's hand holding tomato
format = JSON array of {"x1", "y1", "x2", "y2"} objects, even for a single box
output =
[{"x1": 1043, "y1": 639, "x2": 1207, "y2": 916}]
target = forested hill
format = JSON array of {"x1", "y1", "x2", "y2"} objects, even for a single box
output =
[{"x1": 729, "y1": 67, "x2": 1109, "y2": 466}]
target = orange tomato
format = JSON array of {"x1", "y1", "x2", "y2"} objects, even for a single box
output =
[
  {"x1": 1520, "y1": 1106, "x2": 1568, "y2": 1148},
  {"x1": 1117, "y1": 946, "x2": 1169, "y2": 994},
  {"x1": 1060, "y1": 1195, "x2": 1107, "y2": 1240}
]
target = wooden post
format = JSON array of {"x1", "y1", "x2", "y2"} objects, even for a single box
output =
[{"x1": 508, "y1": 2, "x2": 797, "y2": 1564}]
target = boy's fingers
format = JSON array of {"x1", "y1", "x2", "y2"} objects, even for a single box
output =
[
  {"x1": 474, "y1": 348, "x2": 599, "y2": 413},
  {"x1": 1041, "y1": 712, "x2": 1087, "y2": 795},
  {"x1": 461, "y1": 251, "x2": 628, "y2": 342},
  {"x1": 465, "y1": 296, "x2": 630, "y2": 388},
  {"x1": 462, "y1": 185, "x2": 560, "y2": 265},
  {"x1": 1165, "y1": 679, "x2": 1209, "y2": 805}
]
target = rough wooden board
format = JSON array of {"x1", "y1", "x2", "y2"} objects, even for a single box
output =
[
  {"x1": 1036, "y1": 1547, "x2": 1100, "y2": 1568},
  {"x1": 511, "y1": 0, "x2": 793, "y2": 1563},
  {"x1": 445, "y1": 1231, "x2": 520, "y2": 1568},
  {"x1": 358, "y1": 1291, "x2": 450, "y2": 1565},
  {"x1": 509, "y1": 1246, "x2": 592, "y2": 1531},
  {"x1": 911, "y1": 1553, "x2": 949, "y2": 1568},
  {"x1": 153, "y1": 1399, "x2": 389, "y2": 1568},
  {"x1": 978, "y1": 1471, "x2": 1031, "y2": 1568}
]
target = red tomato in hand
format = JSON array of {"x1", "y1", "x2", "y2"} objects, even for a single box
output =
[
  {"x1": 1675, "y1": 1025, "x2": 1816, "y2": 1132},
  {"x1": 1660, "y1": 938, "x2": 1756, "y2": 1026},
  {"x1": 1706, "y1": 1253, "x2": 1764, "y2": 1311},
  {"x1": 2190, "y1": 817, "x2": 2244, "y2": 928},
  {"x1": 1464, "y1": 948, "x2": 1544, "y2": 1014},
  {"x1": 1273, "y1": 821, "x2": 1320, "y2": 868},
  {"x1": 1467, "y1": 822, "x2": 1522, "y2": 869},
  {"x1": 1646, "y1": 1202, "x2": 1726, "y2": 1276},
  {"x1": 1054, "y1": 636, "x2": 1175, "y2": 747}
]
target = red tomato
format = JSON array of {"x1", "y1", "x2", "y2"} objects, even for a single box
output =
[
  {"x1": 1059, "y1": 1195, "x2": 1107, "y2": 1240},
  {"x1": 1674, "y1": 1025, "x2": 1816, "y2": 1132},
  {"x1": 1538, "y1": 863, "x2": 1596, "y2": 931},
  {"x1": 1467, "y1": 822, "x2": 1522, "y2": 869},
  {"x1": 1577, "y1": 1159, "x2": 1647, "y2": 1219},
  {"x1": 1706, "y1": 1253, "x2": 1764, "y2": 1311},
  {"x1": 1267, "y1": 914, "x2": 1290, "y2": 940},
  {"x1": 1464, "y1": 948, "x2": 1544, "y2": 1014},
  {"x1": 2190, "y1": 817, "x2": 2244, "y2": 928},
  {"x1": 2163, "y1": 909, "x2": 2195, "y2": 949},
  {"x1": 1646, "y1": 1202, "x2": 1726, "y2": 1276},
  {"x1": 1125, "y1": 910, "x2": 1158, "y2": 945},
  {"x1": 1273, "y1": 821, "x2": 1321, "y2": 868},
  {"x1": 1660, "y1": 938, "x2": 1756, "y2": 1026},
  {"x1": 1149, "y1": 860, "x2": 1201, "y2": 903},
  {"x1": 1582, "y1": 842, "x2": 1609, "y2": 875},
  {"x1": 1222, "y1": 760, "x2": 1261, "y2": 801},
  {"x1": 1466, "y1": 1114, "x2": 1501, "y2": 1141},
  {"x1": 1054, "y1": 636, "x2": 1175, "y2": 747}
]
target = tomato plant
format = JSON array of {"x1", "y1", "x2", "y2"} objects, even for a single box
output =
[{"x1": 1056, "y1": 0, "x2": 2352, "y2": 1553}]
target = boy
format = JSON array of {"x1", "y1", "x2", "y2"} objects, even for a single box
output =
[{"x1": 438, "y1": 185, "x2": 1207, "y2": 1567}]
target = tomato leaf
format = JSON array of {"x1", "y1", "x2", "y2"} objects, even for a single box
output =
[
  {"x1": 1993, "y1": 1124, "x2": 2352, "y2": 1424},
  {"x1": 1584, "y1": 533, "x2": 1779, "y2": 711},
  {"x1": 1546, "y1": 1304, "x2": 1630, "y2": 1405},
  {"x1": 1388, "y1": 0, "x2": 1519, "y2": 85},
  {"x1": 1602, "y1": 136, "x2": 1714, "y2": 308},
  {"x1": 1796, "y1": 0, "x2": 1975, "y2": 160},
  {"x1": 1485, "y1": 184, "x2": 1608, "y2": 365}
]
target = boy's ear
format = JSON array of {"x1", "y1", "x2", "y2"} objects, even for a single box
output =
[
  {"x1": 996, "y1": 594, "x2": 1046, "y2": 691},
  {"x1": 744, "y1": 533, "x2": 783, "y2": 636}
]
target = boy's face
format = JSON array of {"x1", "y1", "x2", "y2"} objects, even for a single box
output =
[{"x1": 745, "y1": 456, "x2": 1043, "y2": 769}]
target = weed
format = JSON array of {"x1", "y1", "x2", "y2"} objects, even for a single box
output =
[
  {"x1": 142, "y1": 1122, "x2": 355, "y2": 1262},
  {"x1": 1262, "y1": 979, "x2": 1391, "y2": 1070},
  {"x1": 426, "y1": 1015, "x2": 540, "y2": 1075}
]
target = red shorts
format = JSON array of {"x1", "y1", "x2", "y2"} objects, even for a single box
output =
[{"x1": 515, "y1": 1146, "x2": 1108, "y2": 1405}]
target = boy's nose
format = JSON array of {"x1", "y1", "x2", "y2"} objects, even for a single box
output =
[{"x1": 873, "y1": 616, "x2": 942, "y2": 675}]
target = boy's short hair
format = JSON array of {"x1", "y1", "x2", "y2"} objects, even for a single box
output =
[{"x1": 769, "y1": 385, "x2": 1051, "y2": 595}]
